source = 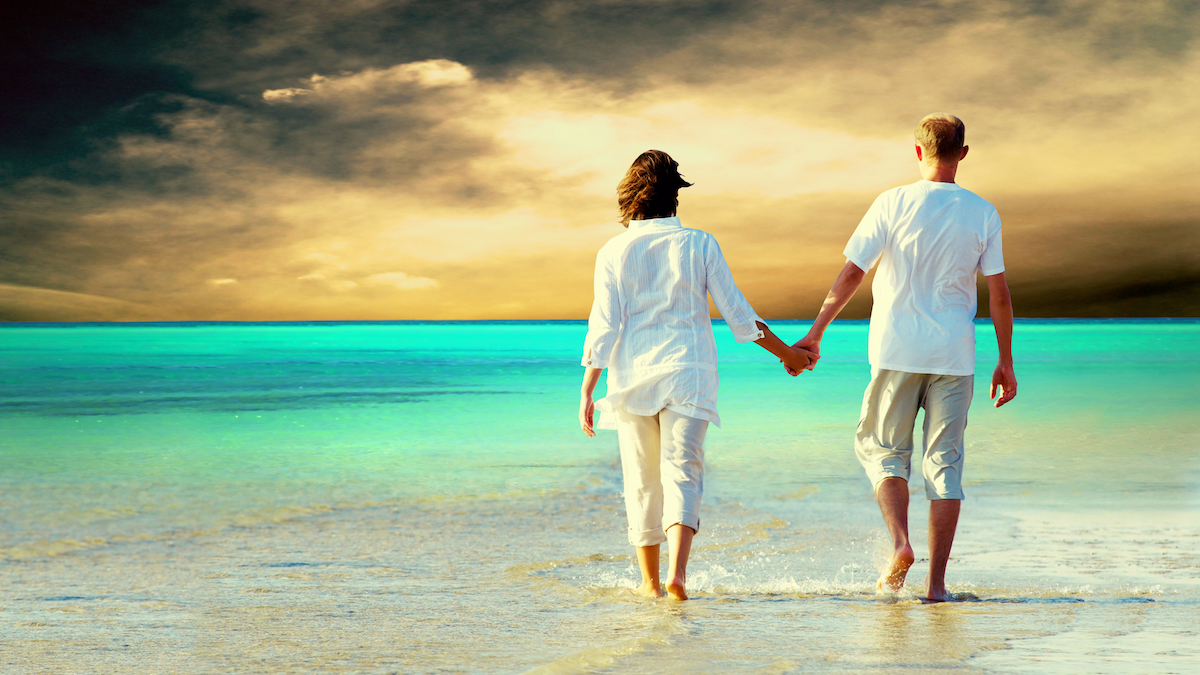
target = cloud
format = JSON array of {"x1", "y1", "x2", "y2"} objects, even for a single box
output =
[
  {"x1": 261, "y1": 88, "x2": 310, "y2": 103},
  {"x1": 364, "y1": 272, "x2": 438, "y2": 290},
  {"x1": 262, "y1": 59, "x2": 474, "y2": 103},
  {"x1": 298, "y1": 273, "x2": 358, "y2": 292}
]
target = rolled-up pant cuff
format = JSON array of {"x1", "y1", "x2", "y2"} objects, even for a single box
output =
[
  {"x1": 665, "y1": 511, "x2": 700, "y2": 534},
  {"x1": 628, "y1": 526, "x2": 667, "y2": 547}
]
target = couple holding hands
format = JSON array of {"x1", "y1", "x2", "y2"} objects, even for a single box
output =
[{"x1": 577, "y1": 114, "x2": 1018, "y2": 602}]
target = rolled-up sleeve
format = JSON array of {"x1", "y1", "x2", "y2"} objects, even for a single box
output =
[
  {"x1": 705, "y1": 235, "x2": 766, "y2": 343},
  {"x1": 581, "y1": 247, "x2": 620, "y2": 368}
]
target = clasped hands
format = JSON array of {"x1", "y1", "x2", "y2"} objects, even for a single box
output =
[{"x1": 781, "y1": 335, "x2": 820, "y2": 376}]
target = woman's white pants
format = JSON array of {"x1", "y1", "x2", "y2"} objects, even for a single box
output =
[{"x1": 615, "y1": 408, "x2": 708, "y2": 547}]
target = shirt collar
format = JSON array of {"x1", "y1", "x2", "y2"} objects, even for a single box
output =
[
  {"x1": 628, "y1": 216, "x2": 682, "y2": 230},
  {"x1": 918, "y1": 179, "x2": 962, "y2": 190}
]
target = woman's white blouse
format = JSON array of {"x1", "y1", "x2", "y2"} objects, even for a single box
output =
[{"x1": 581, "y1": 217, "x2": 765, "y2": 429}]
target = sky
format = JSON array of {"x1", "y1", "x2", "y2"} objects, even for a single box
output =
[{"x1": 2, "y1": 0, "x2": 1198, "y2": 321}]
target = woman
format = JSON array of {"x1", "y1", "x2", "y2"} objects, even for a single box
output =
[{"x1": 579, "y1": 150, "x2": 814, "y2": 600}]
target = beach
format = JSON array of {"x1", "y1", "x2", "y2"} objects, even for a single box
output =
[{"x1": 2, "y1": 320, "x2": 1198, "y2": 673}]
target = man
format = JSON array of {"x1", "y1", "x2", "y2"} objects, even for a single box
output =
[{"x1": 793, "y1": 113, "x2": 1017, "y2": 602}]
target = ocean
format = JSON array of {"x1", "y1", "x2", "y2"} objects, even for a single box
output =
[{"x1": 1, "y1": 320, "x2": 1198, "y2": 673}]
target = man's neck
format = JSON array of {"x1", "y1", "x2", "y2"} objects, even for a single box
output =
[{"x1": 919, "y1": 162, "x2": 958, "y2": 183}]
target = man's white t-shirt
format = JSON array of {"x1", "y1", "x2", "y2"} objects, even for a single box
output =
[{"x1": 844, "y1": 180, "x2": 1004, "y2": 376}]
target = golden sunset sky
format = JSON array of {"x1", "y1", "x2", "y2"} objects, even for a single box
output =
[{"x1": 2, "y1": 0, "x2": 1197, "y2": 321}]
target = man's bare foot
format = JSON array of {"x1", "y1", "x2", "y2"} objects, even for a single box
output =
[
  {"x1": 923, "y1": 579, "x2": 954, "y2": 603},
  {"x1": 636, "y1": 581, "x2": 664, "y2": 598},
  {"x1": 876, "y1": 544, "x2": 915, "y2": 593},
  {"x1": 665, "y1": 577, "x2": 688, "y2": 601}
]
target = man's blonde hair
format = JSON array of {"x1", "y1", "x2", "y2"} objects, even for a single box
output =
[{"x1": 915, "y1": 113, "x2": 966, "y2": 164}]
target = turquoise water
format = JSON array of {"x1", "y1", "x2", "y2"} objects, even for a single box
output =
[{"x1": 1, "y1": 320, "x2": 1198, "y2": 673}]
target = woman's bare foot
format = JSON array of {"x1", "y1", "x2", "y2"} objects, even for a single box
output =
[
  {"x1": 665, "y1": 577, "x2": 688, "y2": 601},
  {"x1": 876, "y1": 543, "x2": 915, "y2": 593},
  {"x1": 636, "y1": 581, "x2": 664, "y2": 598}
]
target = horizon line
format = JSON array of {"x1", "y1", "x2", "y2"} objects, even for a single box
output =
[{"x1": 3, "y1": 317, "x2": 1199, "y2": 328}]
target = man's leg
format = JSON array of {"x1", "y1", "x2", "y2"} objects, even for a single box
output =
[
  {"x1": 616, "y1": 410, "x2": 667, "y2": 597},
  {"x1": 855, "y1": 369, "x2": 923, "y2": 593},
  {"x1": 926, "y1": 499, "x2": 960, "y2": 601},
  {"x1": 920, "y1": 374, "x2": 972, "y2": 601},
  {"x1": 876, "y1": 477, "x2": 915, "y2": 592}
]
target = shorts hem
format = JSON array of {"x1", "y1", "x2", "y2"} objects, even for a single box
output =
[
  {"x1": 869, "y1": 471, "x2": 909, "y2": 492},
  {"x1": 925, "y1": 490, "x2": 965, "y2": 501}
]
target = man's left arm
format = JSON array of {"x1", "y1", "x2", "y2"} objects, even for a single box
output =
[
  {"x1": 986, "y1": 272, "x2": 1017, "y2": 407},
  {"x1": 792, "y1": 261, "x2": 867, "y2": 371}
]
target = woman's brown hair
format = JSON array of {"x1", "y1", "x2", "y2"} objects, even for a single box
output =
[{"x1": 616, "y1": 150, "x2": 693, "y2": 226}]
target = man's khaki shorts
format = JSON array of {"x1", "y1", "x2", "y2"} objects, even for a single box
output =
[{"x1": 854, "y1": 368, "x2": 974, "y2": 500}]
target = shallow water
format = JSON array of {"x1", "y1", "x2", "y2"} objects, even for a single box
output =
[{"x1": 1, "y1": 320, "x2": 1198, "y2": 673}]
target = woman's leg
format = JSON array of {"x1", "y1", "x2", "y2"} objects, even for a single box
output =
[
  {"x1": 616, "y1": 410, "x2": 667, "y2": 597},
  {"x1": 666, "y1": 524, "x2": 695, "y2": 600},
  {"x1": 634, "y1": 545, "x2": 661, "y2": 597},
  {"x1": 658, "y1": 409, "x2": 708, "y2": 600}
]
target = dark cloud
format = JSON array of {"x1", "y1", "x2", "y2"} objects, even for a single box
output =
[
  {"x1": 8, "y1": 0, "x2": 1199, "y2": 177},
  {"x1": 991, "y1": 198, "x2": 1200, "y2": 318},
  {"x1": 12, "y1": 0, "x2": 1197, "y2": 160},
  {"x1": 3, "y1": 0, "x2": 753, "y2": 174},
  {"x1": 0, "y1": 0, "x2": 195, "y2": 171},
  {"x1": 167, "y1": 0, "x2": 750, "y2": 87}
]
